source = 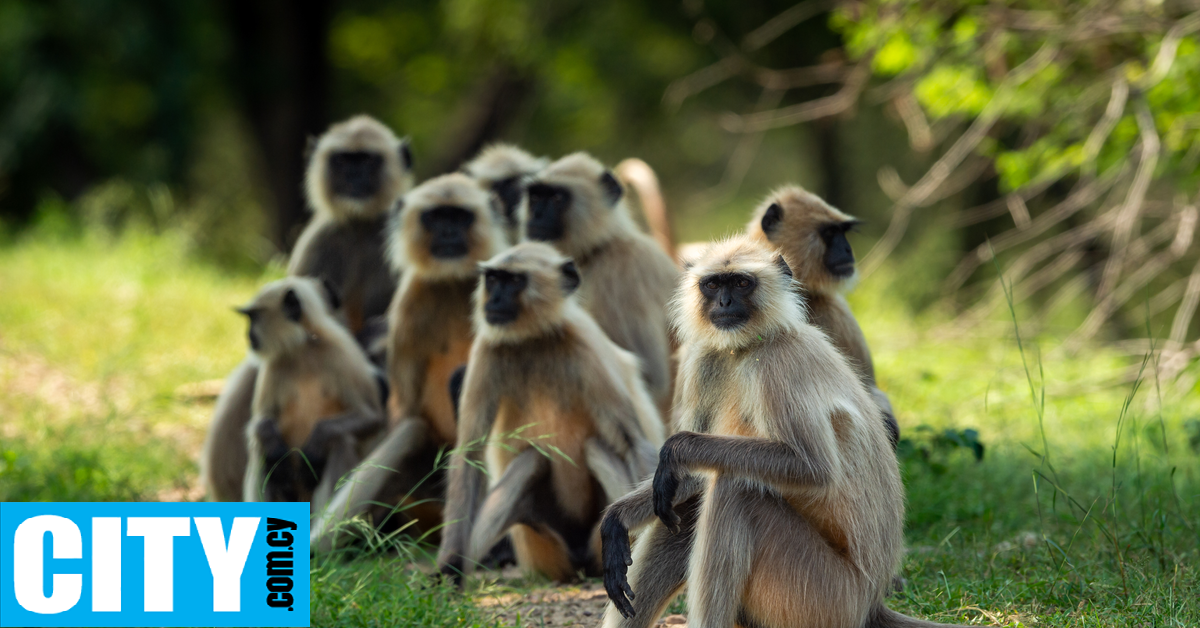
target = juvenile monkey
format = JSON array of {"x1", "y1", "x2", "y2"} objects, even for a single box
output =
[
  {"x1": 310, "y1": 173, "x2": 505, "y2": 547},
  {"x1": 461, "y1": 143, "x2": 549, "y2": 243},
  {"x1": 437, "y1": 243, "x2": 664, "y2": 582},
  {"x1": 747, "y1": 186, "x2": 899, "y2": 447},
  {"x1": 201, "y1": 115, "x2": 410, "y2": 502},
  {"x1": 240, "y1": 277, "x2": 386, "y2": 513},
  {"x1": 601, "y1": 238, "x2": 958, "y2": 628},
  {"x1": 518, "y1": 152, "x2": 678, "y2": 405}
]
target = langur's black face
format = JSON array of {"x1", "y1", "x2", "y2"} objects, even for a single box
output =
[
  {"x1": 525, "y1": 183, "x2": 572, "y2": 241},
  {"x1": 421, "y1": 205, "x2": 477, "y2": 258},
  {"x1": 492, "y1": 176, "x2": 524, "y2": 226},
  {"x1": 328, "y1": 150, "x2": 384, "y2": 199},
  {"x1": 483, "y1": 269, "x2": 528, "y2": 325},
  {"x1": 819, "y1": 221, "x2": 858, "y2": 278},
  {"x1": 238, "y1": 289, "x2": 303, "y2": 352},
  {"x1": 699, "y1": 272, "x2": 758, "y2": 330}
]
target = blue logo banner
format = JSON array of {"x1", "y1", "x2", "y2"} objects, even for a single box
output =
[{"x1": 0, "y1": 502, "x2": 310, "y2": 627}]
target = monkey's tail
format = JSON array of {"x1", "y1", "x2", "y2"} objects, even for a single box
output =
[
  {"x1": 615, "y1": 158, "x2": 675, "y2": 259},
  {"x1": 867, "y1": 605, "x2": 967, "y2": 628}
]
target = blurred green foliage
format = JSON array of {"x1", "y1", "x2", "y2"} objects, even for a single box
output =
[{"x1": 834, "y1": 1, "x2": 1200, "y2": 192}]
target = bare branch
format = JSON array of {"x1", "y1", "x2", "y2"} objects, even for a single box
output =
[
  {"x1": 1170, "y1": 259, "x2": 1200, "y2": 345},
  {"x1": 719, "y1": 61, "x2": 869, "y2": 132},
  {"x1": 741, "y1": 0, "x2": 834, "y2": 52}
]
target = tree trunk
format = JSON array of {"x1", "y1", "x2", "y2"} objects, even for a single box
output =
[{"x1": 222, "y1": 0, "x2": 331, "y2": 252}]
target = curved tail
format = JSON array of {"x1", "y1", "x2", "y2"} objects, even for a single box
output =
[
  {"x1": 615, "y1": 158, "x2": 675, "y2": 259},
  {"x1": 868, "y1": 605, "x2": 969, "y2": 628}
]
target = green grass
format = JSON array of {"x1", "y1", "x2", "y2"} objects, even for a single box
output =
[{"x1": 1, "y1": 225, "x2": 1197, "y2": 627}]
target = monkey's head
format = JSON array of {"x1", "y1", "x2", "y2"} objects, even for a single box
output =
[
  {"x1": 746, "y1": 186, "x2": 861, "y2": 294},
  {"x1": 672, "y1": 237, "x2": 804, "y2": 350},
  {"x1": 461, "y1": 144, "x2": 549, "y2": 232},
  {"x1": 237, "y1": 277, "x2": 342, "y2": 358},
  {"x1": 517, "y1": 152, "x2": 634, "y2": 258},
  {"x1": 472, "y1": 242, "x2": 582, "y2": 344},
  {"x1": 388, "y1": 173, "x2": 506, "y2": 280},
  {"x1": 305, "y1": 115, "x2": 414, "y2": 221}
]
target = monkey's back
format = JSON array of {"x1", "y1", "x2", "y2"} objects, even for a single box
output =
[{"x1": 575, "y1": 232, "x2": 677, "y2": 399}]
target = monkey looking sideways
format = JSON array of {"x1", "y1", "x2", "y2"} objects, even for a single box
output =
[
  {"x1": 200, "y1": 114, "x2": 411, "y2": 503},
  {"x1": 239, "y1": 277, "x2": 386, "y2": 513},
  {"x1": 518, "y1": 152, "x2": 678, "y2": 406},
  {"x1": 461, "y1": 143, "x2": 549, "y2": 243},
  {"x1": 437, "y1": 243, "x2": 664, "y2": 583},
  {"x1": 747, "y1": 186, "x2": 899, "y2": 448},
  {"x1": 600, "y1": 238, "x2": 963, "y2": 628},
  {"x1": 310, "y1": 173, "x2": 506, "y2": 549}
]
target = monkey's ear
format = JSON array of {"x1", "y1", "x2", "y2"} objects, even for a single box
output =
[
  {"x1": 773, "y1": 254, "x2": 793, "y2": 278},
  {"x1": 320, "y1": 278, "x2": 342, "y2": 312},
  {"x1": 761, "y1": 202, "x2": 783, "y2": 235},
  {"x1": 561, "y1": 260, "x2": 581, "y2": 294},
  {"x1": 282, "y1": 289, "x2": 303, "y2": 322},
  {"x1": 599, "y1": 171, "x2": 623, "y2": 207},
  {"x1": 400, "y1": 139, "x2": 414, "y2": 170}
]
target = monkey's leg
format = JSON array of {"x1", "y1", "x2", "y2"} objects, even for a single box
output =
[
  {"x1": 685, "y1": 478, "x2": 757, "y2": 628},
  {"x1": 202, "y1": 357, "x2": 256, "y2": 501},
  {"x1": 310, "y1": 417, "x2": 429, "y2": 553},
  {"x1": 870, "y1": 386, "x2": 900, "y2": 450},
  {"x1": 600, "y1": 496, "x2": 699, "y2": 628},
  {"x1": 309, "y1": 433, "x2": 362, "y2": 515},
  {"x1": 584, "y1": 438, "x2": 635, "y2": 503},
  {"x1": 464, "y1": 447, "x2": 550, "y2": 566}
]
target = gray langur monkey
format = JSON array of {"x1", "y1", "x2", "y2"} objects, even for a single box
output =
[
  {"x1": 239, "y1": 277, "x2": 387, "y2": 514},
  {"x1": 461, "y1": 143, "x2": 549, "y2": 244},
  {"x1": 436, "y1": 243, "x2": 663, "y2": 583},
  {"x1": 746, "y1": 186, "x2": 899, "y2": 448},
  {"x1": 518, "y1": 152, "x2": 678, "y2": 408},
  {"x1": 201, "y1": 114, "x2": 412, "y2": 502},
  {"x1": 310, "y1": 173, "x2": 506, "y2": 550},
  {"x1": 600, "y1": 237, "x2": 961, "y2": 628}
]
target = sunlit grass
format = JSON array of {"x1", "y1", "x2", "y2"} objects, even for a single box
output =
[{"x1": 0, "y1": 225, "x2": 1196, "y2": 626}]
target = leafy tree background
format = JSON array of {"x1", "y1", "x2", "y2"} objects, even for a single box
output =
[{"x1": 1, "y1": 0, "x2": 1198, "y2": 362}]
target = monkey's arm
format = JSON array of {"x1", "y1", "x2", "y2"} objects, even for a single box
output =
[
  {"x1": 243, "y1": 415, "x2": 292, "y2": 501},
  {"x1": 652, "y1": 430, "x2": 838, "y2": 530},
  {"x1": 600, "y1": 475, "x2": 703, "y2": 618},
  {"x1": 389, "y1": 351, "x2": 428, "y2": 419},
  {"x1": 435, "y1": 364, "x2": 502, "y2": 582},
  {"x1": 300, "y1": 409, "x2": 386, "y2": 463}
]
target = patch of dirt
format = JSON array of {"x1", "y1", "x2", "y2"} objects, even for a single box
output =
[{"x1": 476, "y1": 576, "x2": 687, "y2": 627}]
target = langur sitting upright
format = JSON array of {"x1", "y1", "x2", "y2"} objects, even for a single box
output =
[
  {"x1": 517, "y1": 152, "x2": 678, "y2": 407},
  {"x1": 201, "y1": 114, "x2": 412, "y2": 503},
  {"x1": 461, "y1": 143, "x2": 549, "y2": 243},
  {"x1": 601, "y1": 237, "x2": 960, "y2": 628},
  {"x1": 240, "y1": 277, "x2": 386, "y2": 513},
  {"x1": 746, "y1": 186, "x2": 899, "y2": 448},
  {"x1": 437, "y1": 242, "x2": 664, "y2": 583},
  {"x1": 310, "y1": 173, "x2": 506, "y2": 550}
]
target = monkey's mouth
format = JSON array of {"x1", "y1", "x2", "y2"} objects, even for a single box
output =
[
  {"x1": 710, "y1": 314, "x2": 749, "y2": 330},
  {"x1": 484, "y1": 306, "x2": 520, "y2": 325},
  {"x1": 525, "y1": 223, "x2": 565, "y2": 242},
  {"x1": 829, "y1": 262, "x2": 855, "y2": 278},
  {"x1": 430, "y1": 242, "x2": 470, "y2": 258}
]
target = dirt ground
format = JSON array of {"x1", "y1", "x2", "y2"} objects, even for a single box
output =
[{"x1": 477, "y1": 575, "x2": 687, "y2": 627}]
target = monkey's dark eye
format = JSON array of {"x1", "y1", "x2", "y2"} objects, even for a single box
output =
[
  {"x1": 736, "y1": 278, "x2": 750, "y2": 288},
  {"x1": 705, "y1": 281, "x2": 718, "y2": 291}
]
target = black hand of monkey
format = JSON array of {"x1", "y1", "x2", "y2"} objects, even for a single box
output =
[
  {"x1": 600, "y1": 513, "x2": 636, "y2": 618},
  {"x1": 258, "y1": 420, "x2": 289, "y2": 467},
  {"x1": 653, "y1": 434, "x2": 687, "y2": 532}
]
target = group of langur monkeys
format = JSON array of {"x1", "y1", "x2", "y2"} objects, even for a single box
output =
[{"x1": 199, "y1": 114, "x2": 961, "y2": 628}]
